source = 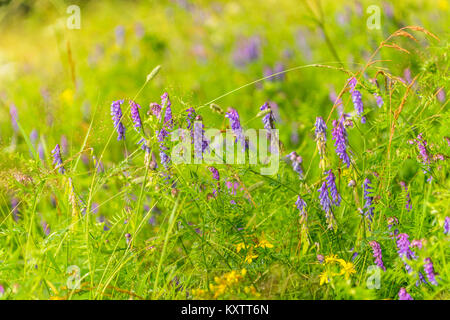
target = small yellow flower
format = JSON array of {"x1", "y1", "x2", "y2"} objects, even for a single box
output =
[
  {"x1": 257, "y1": 239, "x2": 274, "y2": 249},
  {"x1": 236, "y1": 242, "x2": 247, "y2": 252},
  {"x1": 337, "y1": 260, "x2": 356, "y2": 280},
  {"x1": 319, "y1": 271, "x2": 330, "y2": 285},
  {"x1": 60, "y1": 88, "x2": 74, "y2": 104},
  {"x1": 324, "y1": 254, "x2": 339, "y2": 264},
  {"x1": 244, "y1": 285, "x2": 261, "y2": 297},
  {"x1": 244, "y1": 252, "x2": 258, "y2": 263}
]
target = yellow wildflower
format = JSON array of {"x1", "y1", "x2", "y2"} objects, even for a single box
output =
[
  {"x1": 236, "y1": 242, "x2": 247, "y2": 252},
  {"x1": 324, "y1": 254, "x2": 339, "y2": 264},
  {"x1": 319, "y1": 271, "x2": 330, "y2": 285},
  {"x1": 257, "y1": 239, "x2": 274, "y2": 249},
  {"x1": 244, "y1": 252, "x2": 258, "y2": 263},
  {"x1": 244, "y1": 285, "x2": 261, "y2": 297},
  {"x1": 337, "y1": 260, "x2": 356, "y2": 280}
]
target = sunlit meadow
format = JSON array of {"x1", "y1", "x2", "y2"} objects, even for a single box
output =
[{"x1": 0, "y1": 0, "x2": 449, "y2": 300}]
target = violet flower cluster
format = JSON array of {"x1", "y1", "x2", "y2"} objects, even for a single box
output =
[
  {"x1": 232, "y1": 36, "x2": 261, "y2": 67},
  {"x1": 424, "y1": 258, "x2": 438, "y2": 286},
  {"x1": 314, "y1": 117, "x2": 328, "y2": 170},
  {"x1": 51, "y1": 144, "x2": 65, "y2": 174},
  {"x1": 369, "y1": 241, "x2": 386, "y2": 271},
  {"x1": 130, "y1": 100, "x2": 143, "y2": 131},
  {"x1": 445, "y1": 217, "x2": 450, "y2": 235},
  {"x1": 10, "y1": 104, "x2": 18, "y2": 132},
  {"x1": 111, "y1": 99, "x2": 126, "y2": 140},
  {"x1": 157, "y1": 93, "x2": 173, "y2": 168},
  {"x1": 331, "y1": 119, "x2": 351, "y2": 168},
  {"x1": 288, "y1": 151, "x2": 303, "y2": 179},
  {"x1": 325, "y1": 169, "x2": 340, "y2": 206},
  {"x1": 399, "y1": 181, "x2": 412, "y2": 211},
  {"x1": 260, "y1": 102, "x2": 276, "y2": 130},
  {"x1": 318, "y1": 181, "x2": 335, "y2": 229},
  {"x1": 193, "y1": 115, "x2": 209, "y2": 159},
  {"x1": 398, "y1": 288, "x2": 413, "y2": 300},
  {"x1": 362, "y1": 178, "x2": 375, "y2": 222},
  {"x1": 225, "y1": 108, "x2": 247, "y2": 151},
  {"x1": 295, "y1": 195, "x2": 307, "y2": 217},
  {"x1": 347, "y1": 77, "x2": 365, "y2": 123}
]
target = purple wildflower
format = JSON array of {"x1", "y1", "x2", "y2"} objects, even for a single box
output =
[
  {"x1": 399, "y1": 181, "x2": 412, "y2": 211},
  {"x1": 260, "y1": 102, "x2": 276, "y2": 130},
  {"x1": 424, "y1": 258, "x2": 438, "y2": 286},
  {"x1": 186, "y1": 107, "x2": 196, "y2": 130},
  {"x1": 115, "y1": 25, "x2": 125, "y2": 46},
  {"x1": 138, "y1": 138, "x2": 151, "y2": 153},
  {"x1": 326, "y1": 169, "x2": 340, "y2": 206},
  {"x1": 352, "y1": 89, "x2": 365, "y2": 123},
  {"x1": 288, "y1": 151, "x2": 303, "y2": 179},
  {"x1": 38, "y1": 143, "x2": 45, "y2": 162},
  {"x1": 161, "y1": 92, "x2": 173, "y2": 129},
  {"x1": 331, "y1": 119, "x2": 351, "y2": 168},
  {"x1": 369, "y1": 241, "x2": 386, "y2": 271},
  {"x1": 150, "y1": 102, "x2": 162, "y2": 120},
  {"x1": 416, "y1": 271, "x2": 427, "y2": 286},
  {"x1": 374, "y1": 93, "x2": 384, "y2": 108},
  {"x1": 11, "y1": 198, "x2": 20, "y2": 222},
  {"x1": 10, "y1": 104, "x2": 18, "y2": 132},
  {"x1": 396, "y1": 233, "x2": 415, "y2": 260},
  {"x1": 295, "y1": 195, "x2": 307, "y2": 217},
  {"x1": 411, "y1": 133, "x2": 430, "y2": 164},
  {"x1": 315, "y1": 117, "x2": 328, "y2": 169},
  {"x1": 273, "y1": 62, "x2": 285, "y2": 81},
  {"x1": 30, "y1": 129, "x2": 38, "y2": 145},
  {"x1": 362, "y1": 178, "x2": 374, "y2": 221},
  {"x1": 225, "y1": 108, "x2": 246, "y2": 150},
  {"x1": 41, "y1": 221, "x2": 51, "y2": 236},
  {"x1": 193, "y1": 115, "x2": 209, "y2": 159},
  {"x1": 208, "y1": 166, "x2": 220, "y2": 181},
  {"x1": 111, "y1": 100, "x2": 126, "y2": 140},
  {"x1": 411, "y1": 239, "x2": 423, "y2": 250},
  {"x1": 388, "y1": 216, "x2": 399, "y2": 237},
  {"x1": 51, "y1": 144, "x2": 65, "y2": 174},
  {"x1": 444, "y1": 217, "x2": 450, "y2": 235},
  {"x1": 318, "y1": 181, "x2": 334, "y2": 229},
  {"x1": 398, "y1": 288, "x2": 413, "y2": 300},
  {"x1": 232, "y1": 36, "x2": 261, "y2": 67},
  {"x1": 314, "y1": 117, "x2": 327, "y2": 143},
  {"x1": 130, "y1": 100, "x2": 143, "y2": 131}
]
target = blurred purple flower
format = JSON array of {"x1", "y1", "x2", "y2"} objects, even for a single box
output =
[
  {"x1": 444, "y1": 217, "x2": 449, "y2": 235},
  {"x1": 10, "y1": 104, "x2": 18, "y2": 132},
  {"x1": 232, "y1": 36, "x2": 261, "y2": 67},
  {"x1": 288, "y1": 151, "x2": 303, "y2": 179}
]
